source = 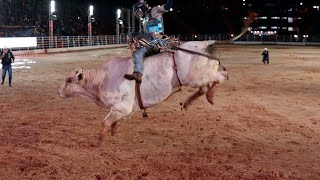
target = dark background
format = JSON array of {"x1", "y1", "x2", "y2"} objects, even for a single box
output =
[{"x1": 0, "y1": 0, "x2": 319, "y2": 36}]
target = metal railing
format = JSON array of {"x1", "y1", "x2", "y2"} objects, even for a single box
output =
[
  {"x1": 9, "y1": 35, "x2": 128, "y2": 51},
  {"x1": 178, "y1": 34, "x2": 320, "y2": 45},
  {"x1": 6, "y1": 33, "x2": 320, "y2": 52}
]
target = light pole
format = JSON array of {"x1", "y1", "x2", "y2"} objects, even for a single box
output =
[
  {"x1": 49, "y1": 0, "x2": 55, "y2": 37},
  {"x1": 88, "y1": 5, "x2": 93, "y2": 45},
  {"x1": 131, "y1": 8, "x2": 135, "y2": 33},
  {"x1": 49, "y1": 0, "x2": 56, "y2": 46},
  {"x1": 116, "y1": 9, "x2": 121, "y2": 44},
  {"x1": 127, "y1": 9, "x2": 131, "y2": 34}
]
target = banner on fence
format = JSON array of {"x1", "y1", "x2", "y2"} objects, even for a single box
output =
[{"x1": 0, "y1": 37, "x2": 37, "y2": 48}]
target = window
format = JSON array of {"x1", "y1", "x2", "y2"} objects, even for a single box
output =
[{"x1": 259, "y1": 26, "x2": 267, "y2": 29}]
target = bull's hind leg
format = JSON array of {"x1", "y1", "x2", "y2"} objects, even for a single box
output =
[
  {"x1": 206, "y1": 81, "x2": 218, "y2": 105},
  {"x1": 182, "y1": 70, "x2": 227, "y2": 109},
  {"x1": 97, "y1": 105, "x2": 131, "y2": 146},
  {"x1": 182, "y1": 86, "x2": 208, "y2": 110},
  {"x1": 206, "y1": 70, "x2": 228, "y2": 105}
]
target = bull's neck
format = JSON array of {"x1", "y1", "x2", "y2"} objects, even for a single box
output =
[{"x1": 82, "y1": 69, "x2": 103, "y2": 89}]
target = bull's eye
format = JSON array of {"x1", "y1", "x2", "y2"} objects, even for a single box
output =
[{"x1": 66, "y1": 77, "x2": 72, "y2": 83}]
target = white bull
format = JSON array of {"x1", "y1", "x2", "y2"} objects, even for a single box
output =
[
  {"x1": 59, "y1": 13, "x2": 257, "y2": 145},
  {"x1": 59, "y1": 41, "x2": 227, "y2": 144}
]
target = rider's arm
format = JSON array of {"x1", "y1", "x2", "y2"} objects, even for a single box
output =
[
  {"x1": 150, "y1": 0, "x2": 173, "y2": 19},
  {"x1": 164, "y1": 0, "x2": 173, "y2": 11}
]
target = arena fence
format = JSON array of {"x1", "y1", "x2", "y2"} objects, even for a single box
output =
[
  {"x1": 2, "y1": 34, "x2": 320, "y2": 52},
  {"x1": 178, "y1": 34, "x2": 320, "y2": 46},
  {"x1": 6, "y1": 35, "x2": 128, "y2": 51}
]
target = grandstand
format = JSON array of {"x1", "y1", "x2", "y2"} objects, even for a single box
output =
[{"x1": 0, "y1": 0, "x2": 113, "y2": 37}]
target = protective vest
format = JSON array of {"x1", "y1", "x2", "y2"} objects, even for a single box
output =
[
  {"x1": 142, "y1": 16, "x2": 164, "y2": 34},
  {"x1": 142, "y1": 5, "x2": 168, "y2": 34}
]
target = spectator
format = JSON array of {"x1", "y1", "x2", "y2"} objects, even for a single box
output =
[
  {"x1": 1, "y1": 46, "x2": 15, "y2": 87},
  {"x1": 261, "y1": 48, "x2": 269, "y2": 64}
]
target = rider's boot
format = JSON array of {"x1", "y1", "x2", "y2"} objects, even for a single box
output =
[{"x1": 124, "y1": 72, "x2": 142, "y2": 83}]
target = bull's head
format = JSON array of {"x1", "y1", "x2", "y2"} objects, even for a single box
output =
[
  {"x1": 59, "y1": 67, "x2": 90, "y2": 99},
  {"x1": 65, "y1": 67, "x2": 84, "y2": 85}
]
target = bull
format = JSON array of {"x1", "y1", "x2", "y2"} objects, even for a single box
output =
[{"x1": 59, "y1": 13, "x2": 257, "y2": 145}]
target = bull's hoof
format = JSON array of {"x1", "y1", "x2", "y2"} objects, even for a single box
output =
[
  {"x1": 182, "y1": 104, "x2": 188, "y2": 110},
  {"x1": 206, "y1": 93, "x2": 214, "y2": 105},
  {"x1": 207, "y1": 98, "x2": 214, "y2": 105},
  {"x1": 142, "y1": 112, "x2": 148, "y2": 118}
]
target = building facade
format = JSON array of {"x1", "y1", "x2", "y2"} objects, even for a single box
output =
[{"x1": 242, "y1": 0, "x2": 320, "y2": 35}]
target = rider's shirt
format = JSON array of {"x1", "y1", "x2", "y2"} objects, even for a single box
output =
[{"x1": 143, "y1": 5, "x2": 168, "y2": 34}]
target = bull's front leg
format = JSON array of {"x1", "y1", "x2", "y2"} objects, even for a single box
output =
[{"x1": 97, "y1": 105, "x2": 132, "y2": 146}]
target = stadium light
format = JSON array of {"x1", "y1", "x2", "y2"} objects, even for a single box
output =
[
  {"x1": 89, "y1": 5, "x2": 94, "y2": 16},
  {"x1": 50, "y1": 0, "x2": 55, "y2": 13},
  {"x1": 117, "y1": 9, "x2": 121, "y2": 19}
]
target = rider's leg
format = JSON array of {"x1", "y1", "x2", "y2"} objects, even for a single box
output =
[
  {"x1": 1, "y1": 65, "x2": 8, "y2": 85},
  {"x1": 8, "y1": 65, "x2": 12, "y2": 86},
  {"x1": 124, "y1": 45, "x2": 153, "y2": 83}
]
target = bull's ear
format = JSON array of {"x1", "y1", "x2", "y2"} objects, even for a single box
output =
[{"x1": 75, "y1": 67, "x2": 83, "y2": 75}]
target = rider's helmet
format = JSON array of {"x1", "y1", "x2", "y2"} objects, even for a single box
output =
[{"x1": 133, "y1": 0, "x2": 150, "y2": 18}]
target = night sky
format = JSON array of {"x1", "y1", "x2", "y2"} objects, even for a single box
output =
[
  {"x1": 57, "y1": 0, "x2": 320, "y2": 35},
  {"x1": 85, "y1": 0, "x2": 240, "y2": 35}
]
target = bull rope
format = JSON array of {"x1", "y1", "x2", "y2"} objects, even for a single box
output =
[
  {"x1": 170, "y1": 52, "x2": 183, "y2": 86},
  {"x1": 135, "y1": 82, "x2": 148, "y2": 117},
  {"x1": 171, "y1": 46, "x2": 221, "y2": 64},
  {"x1": 168, "y1": 46, "x2": 228, "y2": 73}
]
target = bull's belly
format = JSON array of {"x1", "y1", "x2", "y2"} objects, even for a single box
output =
[{"x1": 139, "y1": 55, "x2": 181, "y2": 107}]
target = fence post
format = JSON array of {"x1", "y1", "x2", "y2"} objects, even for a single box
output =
[
  {"x1": 55, "y1": 37, "x2": 58, "y2": 48},
  {"x1": 41, "y1": 37, "x2": 44, "y2": 49}
]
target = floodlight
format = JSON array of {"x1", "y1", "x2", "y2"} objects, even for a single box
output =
[
  {"x1": 50, "y1": 0, "x2": 55, "y2": 13},
  {"x1": 89, "y1": 5, "x2": 94, "y2": 16},
  {"x1": 117, "y1": 9, "x2": 121, "y2": 19}
]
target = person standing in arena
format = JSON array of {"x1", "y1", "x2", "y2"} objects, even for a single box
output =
[
  {"x1": 0, "y1": 46, "x2": 15, "y2": 87},
  {"x1": 261, "y1": 48, "x2": 269, "y2": 64}
]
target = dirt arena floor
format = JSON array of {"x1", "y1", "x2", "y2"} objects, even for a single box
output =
[{"x1": 0, "y1": 45, "x2": 319, "y2": 180}]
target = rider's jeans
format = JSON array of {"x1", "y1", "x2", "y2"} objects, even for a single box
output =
[{"x1": 133, "y1": 45, "x2": 153, "y2": 75}]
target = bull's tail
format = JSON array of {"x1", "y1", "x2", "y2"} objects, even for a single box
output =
[{"x1": 206, "y1": 12, "x2": 258, "y2": 45}]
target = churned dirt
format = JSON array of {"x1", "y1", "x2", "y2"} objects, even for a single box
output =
[{"x1": 0, "y1": 45, "x2": 319, "y2": 180}]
